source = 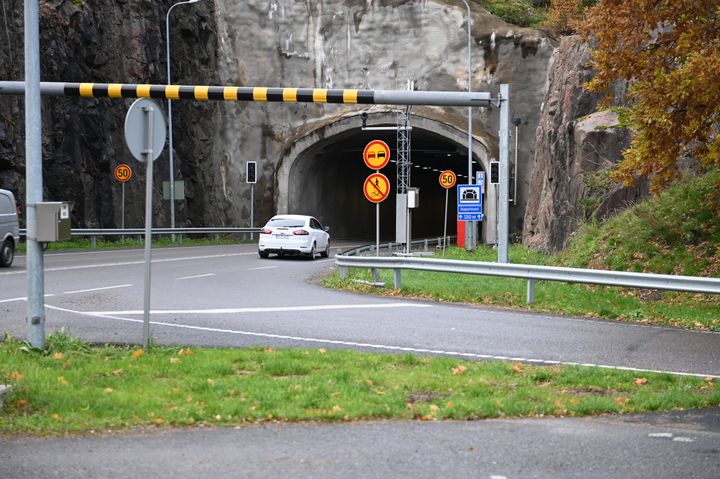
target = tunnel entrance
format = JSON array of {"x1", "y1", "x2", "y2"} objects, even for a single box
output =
[{"x1": 278, "y1": 113, "x2": 492, "y2": 242}]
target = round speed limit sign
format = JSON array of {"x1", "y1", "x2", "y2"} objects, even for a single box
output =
[
  {"x1": 114, "y1": 164, "x2": 133, "y2": 183},
  {"x1": 439, "y1": 170, "x2": 457, "y2": 189}
]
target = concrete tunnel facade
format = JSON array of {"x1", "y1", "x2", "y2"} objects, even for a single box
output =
[{"x1": 276, "y1": 112, "x2": 498, "y2": 244}]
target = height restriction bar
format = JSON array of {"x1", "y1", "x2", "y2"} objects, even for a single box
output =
[{"x1": 0, "y1": 81, "x2": 492, "y2": 107}]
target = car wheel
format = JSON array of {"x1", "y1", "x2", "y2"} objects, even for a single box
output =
[
  {"x1": 259, "y1": 250, "x2": 269, "y2": 259},
  {"x1": 320, "y1": 241, "x2": 330, "y2": 258},
  {"x1": 0, "y1": 240, "x2": 14, "y2": 267},
  {"x1": 307, "y1": 243, "x2": 316, "y2": 260}
]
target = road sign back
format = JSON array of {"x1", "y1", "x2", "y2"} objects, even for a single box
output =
[
  {"x1": 363, "y1": 140, "x2": 391, "y2": 170},
  {"x1": 364, "y1": 172, "x2": 390, "y2": 203}
]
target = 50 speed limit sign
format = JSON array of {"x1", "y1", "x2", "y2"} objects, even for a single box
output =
[
  {"x1": 114, "y1": 164, "x2": 133, "y2": 183},
  {"x1": 439, "y1": 170, "x2": 457, "y2": 189}
]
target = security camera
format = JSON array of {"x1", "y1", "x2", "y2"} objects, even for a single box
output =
[{"x1": 360, "y1": 112, "x2": 368, "y2": 128}]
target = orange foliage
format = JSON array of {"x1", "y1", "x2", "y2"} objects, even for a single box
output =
[{"x1": 579, "y1": 0, "x2": 720, "y2": 192}]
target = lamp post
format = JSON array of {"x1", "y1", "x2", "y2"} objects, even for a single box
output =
[
  {"x1": 166, "y1": 0, "x2": 202, "y2": 235},
  {"x1": 459, "y1": 0, "x2": 474, "y2": 250}
]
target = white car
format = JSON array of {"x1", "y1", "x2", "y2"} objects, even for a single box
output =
[
  {"x1": 258, "y1": 214, "x2": 330, "y2": 259},
  {"x1": 0, "y1": 189, "x2": 20, "y2": 268}
]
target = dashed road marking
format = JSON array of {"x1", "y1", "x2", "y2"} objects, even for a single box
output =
[{"x1": 176, "y1": 274, "x2": 215, "y2": 280}]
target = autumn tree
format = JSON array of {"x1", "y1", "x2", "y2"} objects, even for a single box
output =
[{"x1": 578, "y1": 0, "x2": 720, "y2": 192}]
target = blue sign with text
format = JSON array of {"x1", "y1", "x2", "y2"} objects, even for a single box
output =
[{"x1": 457, "y1": 184, "x2": 483, "y2": 221}]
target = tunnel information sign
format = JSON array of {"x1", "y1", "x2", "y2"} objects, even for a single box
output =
[
  {"x1": 363, "y1": 140, "x2": 391, "y2": 170},
  {"x1": 364, "y1": 173, "x2": 390, "y2": 203}
]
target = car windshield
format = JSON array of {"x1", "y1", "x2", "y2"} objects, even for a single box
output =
[{"x1": 268, "y1": 218, "x2": 305, "y2": 228}]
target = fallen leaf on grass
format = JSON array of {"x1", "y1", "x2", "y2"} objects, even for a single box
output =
[
  {"x1": 178, "y1": 348, "x2": 193, "y2": 356},
  {"x1": 130, "y1": 349, "x2": 144, "y2": 359},
  {"x1": 52, "y1": 353, "x2": 64, "y2": 360},
  {"x1": 4, "y1": 371, "x2": 22, "y2": 382},
  {"x1": 451, "y1": 365, "x2": 467, "y2": 375},
  {"x1": 111, "y1": 369, "x2": 124, "y2": 376},
  {"x1": 103, "y1": 388, "x2": 113, "y2": 394},
  {"x1": 57, "y1": 376, "x2": 69, "y2": 385},
  {"x1": 151, "y1": 418, "x2": 165, "y2": 425},
  {"x1": 512, "y1": 363, "x2": 525, "y2": 373},
  {"x1": 318, "y1": 348, "x2": 327, "y2": 354},
  {"x1": 634, "y1": 378, "x2": 648, "y2": 386},
  {"x1": 169, "y1": 358, "x2": 180, "y2": 364},
  {"x1": 52, "y1": 413, "x2": 63, "y2": 422}
]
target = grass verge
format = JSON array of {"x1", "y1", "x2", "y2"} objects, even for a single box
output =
[
  {"x1": 1, "y1": 331, "x2": 718, "y2": 434},
  {"x1": 324, "y1": 245, "x2": 720, "y2": 331}
]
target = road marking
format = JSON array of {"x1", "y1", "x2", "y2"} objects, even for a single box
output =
[
  {"x1": 0, "y1": 285, "x2": 130, "y2": 303},
  {"x1": 79, "y1": 302, "x2": 432, "y2": 315},
  {"x1": 176, "y1": 273, "x2": 216, "y2": 280},
  {"x1": 672, "y1": 437, "x2": 695, "y2": 443},
  {"x1": 63, "y1": 284, "x2": 133, "y2": 294},
  {"x1": 43, "y1": 304, "x2": 720, "y2": 379},
  {"x1": 247, "y1": 266, "x2": 277, "y2": 271},
  {"x1": 649, "y1": 433, "x2": 674, "y2": 438},
  {"x1": 0, "y1": 252, "x2": 256, "y2": 276}
]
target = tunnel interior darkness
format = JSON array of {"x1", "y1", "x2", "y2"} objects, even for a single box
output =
[{"x1": 288, "y1": 126, "x2": 485, "y2": 241}]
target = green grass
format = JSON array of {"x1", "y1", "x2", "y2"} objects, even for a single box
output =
[
  {"x1": 325, "y1": 244, "x2": 720, "y2": 331},
  {"x1": 481, "y1": 0, "x2": 549, "y2": 28},
  {"x1": 1, "y1": 331, "x2": 717, "y2": 434},
  {"x1": 327, "y1": 171, "x2": 720, "y2": 332}
]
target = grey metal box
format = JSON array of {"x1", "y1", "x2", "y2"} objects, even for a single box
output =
[{"x1": 36, "y1": 202, "x2": 71, "y2": 242}]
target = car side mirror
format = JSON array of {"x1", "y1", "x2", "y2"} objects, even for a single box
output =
[{"x1": 324, "y1": 226, "x2": 330, "y2": 232}]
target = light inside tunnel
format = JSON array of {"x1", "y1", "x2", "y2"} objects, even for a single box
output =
[{"x1": 287, "y1": 126, "x2": 484, "y2": 241}]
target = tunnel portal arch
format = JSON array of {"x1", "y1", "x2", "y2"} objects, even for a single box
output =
[{"x1": 276, "y1": 112, "x2": 498, "y2": 243}]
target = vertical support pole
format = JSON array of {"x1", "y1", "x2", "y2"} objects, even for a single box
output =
[
  {"x1": 376, "y1": 202, "x2": 380, "y2": 257},
  {"x1": 498, "y1": 84, "x2": 510, "y2": 264},
  {"x1": 443, "y1": 188, "x2": 448, "y2": 253},
  {"x1": 91, "y1": 236, "x2": 97, "y2": 249},
  {"x1": 424, "y1": 238, "x2": 428, "y2": 252},
  {"x1": 121, "y1": 182, "x2": 126, "y2": 242},
  {"x1": 394, "y1": 269, "x2": 402, "y2": 289},
  {"x1": 250, "y1": 183, "x2": 255, "y2": 241},
  {"x1": 339, "y1": 266, "x2": 347, "y2": 280},
  {"x1": 142, "y1": 105, "x2": 155, "y2": 349},
  {"x1": 527, "y1": 279, "x2": 535, "y2": 304},
  {"x1": 25, "y1": 0, "x2": 45, "y2": 349}
]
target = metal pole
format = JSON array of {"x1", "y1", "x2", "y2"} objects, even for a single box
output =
[
  {"x1": 25, "y1": 0, "x2": 45, "y2": 349},
  {"x1": 443, "y1": 188, "x2": 448, "y2": 253},
  {"x1": 514, "y1": 122, "x2": 519, "y2": 206},
  {"x1": 498, "y1": 84, "x2": 510, "y2": 263},
  {"x1": 460, "y1": 0, "x2": 474, "y2": 251},
  {"x1": 376, "y1": 203, "x2": 380, "y2": 257},
  {"x1": 142, "y1": 105, "x2": 155, "y2": 348},
  {"x1": 166, "y1": 0, "x2": 201, "y2": 241},
  {"x1": 121, "y1": 182, "x2": 125, "y2": 242},
  {"x1": 250, "y1": 183, "x2": 254, "y2": 241}
]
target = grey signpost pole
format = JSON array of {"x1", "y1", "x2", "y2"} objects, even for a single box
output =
[
  {"x1": 443, "y1": 188, "x2": 449, "y2": 253},
  {"x1": 460, "y1": 0, "x2": 474, "y2": 251},
  {"x1": 125, "y1": 98, "x2": 166, "y2": 348},
  {"x1": 142, "y1": 104, "x2": 155, "y2": 348},
  {"x1": 498, "y1": 84, "x2": 510, "y2": 263},
  {"x1": 25, "y1": 0, "x2": 45, "y2": 348}
]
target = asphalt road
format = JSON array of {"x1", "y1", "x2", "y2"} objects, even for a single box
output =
[
  {"x1": 2, "y1": 243, "x2": 720, "y2": 478},
  {"x1": 2, "y1": 408, "x2": 719, "y2": 478},
  {"x1": 1, "y1": 243, "x2": 719, "y2": 377}
]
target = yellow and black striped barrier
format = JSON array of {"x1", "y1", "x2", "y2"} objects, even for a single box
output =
[{"x1": 0, "y1": 81, "x2": 492, "y2": 107}]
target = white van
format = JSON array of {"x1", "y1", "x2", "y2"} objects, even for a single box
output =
[{"x1": 0, "y1": 189, "x2": 20, "y2": 267}]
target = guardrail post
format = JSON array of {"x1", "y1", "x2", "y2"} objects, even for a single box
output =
[
  {"x1": 215, "y1": 234, "x2": 219, "y2": 244},
  {"x1": 179, "y1": 233, "x2": 183, "y2": 244},
  {"x1": 424, "y1": 239, "x2": 428, "y2": 252},
  {"x1": 339, "y1": 266, "x2": 347, "y2": 279},
  {"x1": 372, "y1": 268, "x2": 380, "y2": 283},
  {"x1": 527, "y1": 279, "x2": 535, "y2": 304},
  {"x1": 91, "y1": 236, "x2": 96, "y2": 249},
  {"x1": 394, "y1": 269, "x2": 402, "y2": 289}
]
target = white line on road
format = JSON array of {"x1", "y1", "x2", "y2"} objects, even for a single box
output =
[
  {"x1": 247, "y1": 266, "x2": 277, "y2": 271},
  {"x1": 44, "y1": 304, "x2": 720, "y2": 379},
  {"x1": 0, "y1": 252, "x2": 256, "y2": 276},
  {"x1": 176, "y1": 273, "x2": 216, "y2": 280},
  {"x1": 63, "y1": 284, "x2": 133, "y2": 294},
  {"x1": 0, "y1": 284, "x2": 131, "y2": 303},
  {"x1": 80, "y1": 302, "x2": 432, "y2": 315}
]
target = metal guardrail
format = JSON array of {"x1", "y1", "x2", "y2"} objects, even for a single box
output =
[
  {"x1": 335, "y1": 247, "x2": 720, "y2": 303},
  {"x1": 19, "y1": 227, "x2": 261, "y2": 248}
]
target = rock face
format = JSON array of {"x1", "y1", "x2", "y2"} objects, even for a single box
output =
[
  {"x1": 1, "y1": 0, "x2": 557, "y2": 240},
  {"x1": 521, "y1": 35, "x2": 644, "y2": 253}
]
